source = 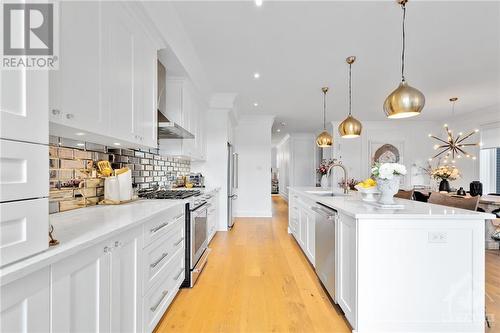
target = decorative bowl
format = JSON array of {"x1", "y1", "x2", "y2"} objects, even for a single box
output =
[{"x1": 354, "y1": 185, "x2": 380, "y2": 202}]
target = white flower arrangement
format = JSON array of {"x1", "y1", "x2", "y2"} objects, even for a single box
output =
[
  {"x1": 371, "y1": 162, "x2": 407, "y2": 180},
  {"x1": 431, "y1": 165, "x2": 459, "y2": 181}
]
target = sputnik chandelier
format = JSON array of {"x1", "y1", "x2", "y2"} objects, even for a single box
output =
[{"x1": 428, "y1": 97, "x2": 479, "y2": 163}]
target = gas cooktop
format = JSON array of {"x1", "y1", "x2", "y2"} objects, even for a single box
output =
[{"x1": 137, "y1": 189, "x2": 201, "y2": 199}]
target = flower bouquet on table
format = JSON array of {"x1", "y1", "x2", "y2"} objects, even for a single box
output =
[
  {"x1": 371, "y1": 162, "x2": 407, "y2": 205},
  {"x1": 430, "y1": 165, "x2": 459, "y2": 192}
]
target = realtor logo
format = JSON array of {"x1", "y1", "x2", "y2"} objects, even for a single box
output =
[{"x1": 2, "y1": 2, "x2": 58, "y2": 69}]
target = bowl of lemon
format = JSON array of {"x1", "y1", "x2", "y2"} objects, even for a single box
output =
[{"x1": 354, "y1": 178, "x2": 379, "y2": 202}]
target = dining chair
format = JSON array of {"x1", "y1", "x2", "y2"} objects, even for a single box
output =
[
  {"x1": 394, "y1": 189, "x2": 414, "y2": 200},
  {"x1": 428, "y1": 192, "x2": 480, "y2": 211},
  {"x1": 413, "y1": 191, "x2": 429, "y2": 202}
]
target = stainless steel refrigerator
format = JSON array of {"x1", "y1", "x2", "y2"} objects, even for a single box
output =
[{"x1": 227, "y1": 143, "x2": 238, "y2": 228}]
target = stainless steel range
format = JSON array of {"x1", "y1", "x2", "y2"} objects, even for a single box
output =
[{"x1": 138, "y1": 188, "x2": 210, "y2": 287}]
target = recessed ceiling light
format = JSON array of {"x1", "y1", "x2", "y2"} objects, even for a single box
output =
[
  {"x1": 113, "y1": 142, "x2": 121, "y2": 146},
  {"x1": 277, "y1": 129, "x2": 281, "y2": 132},
  {"x1": 253, "y1": 72, "x2": 260, "y2": 79},
  {"x1": 76, "y1": 143, "x2": 85, "y2": 147},
  {"x1": 253, "y1": 102, "x2": 259, "y2": 107},
  {"x1": 255, "y1": 0, "x2": 263, "y2": 7},
  {"x1": 75, "y1": 132, "x2": 86, "y2": 136}
]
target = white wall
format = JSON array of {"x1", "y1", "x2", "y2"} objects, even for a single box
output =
[
  {"x1": 234, "y1": 115, "x2": 274, "y2": 217},
  {"x1": 276, "y1": 133, "x2": 317, "y2": 199},
  {"x1": 330, "y1": 120, "x2": 439, "y2": 189}
]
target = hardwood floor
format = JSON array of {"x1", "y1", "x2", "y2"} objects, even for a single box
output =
[
  {"x1": 155, "y1": 196, "x2": 500, "y2": 333},
  {"x1": 487, "y1": 249, "x2": 500, "y2": 332},
  {"x1": 155, "y1": 196, "x2": 351, "y2": 333}
]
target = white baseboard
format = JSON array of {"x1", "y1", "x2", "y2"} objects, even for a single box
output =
[{"x1": 235, "y1": 210, "x2": 272, "y2": 218}]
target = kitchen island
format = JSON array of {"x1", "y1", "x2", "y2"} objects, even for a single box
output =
[{"x1": 288, "y1": 186, "x2": 494, "y2": 333}]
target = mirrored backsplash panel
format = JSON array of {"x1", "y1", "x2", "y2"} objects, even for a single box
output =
[{"x1": 49, "y1": 136, "x2": 190, "y2": 214}]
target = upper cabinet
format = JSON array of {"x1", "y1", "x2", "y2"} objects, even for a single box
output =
[
  {"x1": 159, "y1": 78, "x2": 207, "y2": 161},
  {"x1": 49, "y1": 1, "x2": 158, "y2": 149}
]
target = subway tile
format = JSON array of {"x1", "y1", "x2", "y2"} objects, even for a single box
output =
[
  {"x1": 60, "y1": 159, "x2": 86, "y2": 169},
  {"x1": 135, "y1": 151, "x2": 145, "y2": 158},
  {"x1": 74, "y1": 150, "x2": 93, "y2": 160},
  {"x1": 85, "y1": 142, "x2": 107, "y2": 153},
  {"x1": 58, "y1": 147, "x2": 74, "y2": 159}
]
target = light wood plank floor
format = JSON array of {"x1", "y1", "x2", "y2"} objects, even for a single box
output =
[
  {"x1": 156, "y1": 196, "x2": 500, "y2": 333},
  {"x1": 155, "y1": 196, "x2": 351, "y2": 333}
]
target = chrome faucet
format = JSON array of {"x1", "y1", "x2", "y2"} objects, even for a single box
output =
[{"x1": 327, "y1": 163, "x2": 349, "y2": 194}]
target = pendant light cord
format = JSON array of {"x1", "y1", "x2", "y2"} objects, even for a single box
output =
[
  {"x1": 348, "y1": 63, "x2": 352, "y2": 116},
  {"x1": 323, "y1": 90, "x2": 326, "y2": 130},
  {"x1": 401, "y1": 2, "x2": 406, "y2": 82}
]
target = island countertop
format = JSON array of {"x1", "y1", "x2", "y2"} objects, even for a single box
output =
[{"x1": 289, "y1": 186, "x2": 495, "y2": 220}]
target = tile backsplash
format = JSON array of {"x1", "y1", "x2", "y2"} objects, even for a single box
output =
[{"x1": 49, "y1": 136, "x2": 190, "y2": 214}]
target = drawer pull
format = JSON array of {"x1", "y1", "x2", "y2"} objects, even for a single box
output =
[
  {"x1": 174, "y1": 268, "x2": 184, "y2": 281},
  {"x1": 150, "y1": 290, "x2": 169, "y2": 312},
  {"x1": 174, "y1": 237, "x2": 184, "y2": 246},
  {"x1": 150, "y1": 252, "x2": 169, "y2": 268},
  {"x1": 173, "y1": 213, "x2": 184, "y2": 221},
  {"x1": 150, "y1": 222, "x2": 169, "y2": 234}
]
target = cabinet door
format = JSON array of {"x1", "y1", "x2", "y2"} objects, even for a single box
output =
[
  {"x1": 1, "y1": 267, "x2": 50, "y2": 333},
  {"x1": 336, "y1": 213, "x2": 357, "y2": 326},
  {"x1": 1, "y1": 69, "x2": 48, "y2": 144},
  {"x1": 110, "y1": 229, "x2": 143, "y2": 333},
  {"x1": 51, "y1": 242, "x2": 111, "y2": 333},
  {"x1": 306, "y1": 208, "x2": 315, "y2": 265},
  {"x1": 104, "y1": 3, "x2": 135, "y2": 144},
  {"x1": 50, "y1": 1, "x2": 106, "y2": 133},
  {"x1": 299, "y1": 208, "x2": 307, "y2": 247}
]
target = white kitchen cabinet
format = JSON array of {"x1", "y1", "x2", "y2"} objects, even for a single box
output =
[
  {"x1": 0, "y1": 199, "x2": 48, "y2": 267},
  {"x1": 0, "y1": 139, "x2": 48, "y2": 203},
  {"x1": 49, "y1": 1, "x2": 158, "y2": 149},
  {"x1": 1, "y1": 69, "x2": 48, "y2": 144},
  {"x1": 159, "y1": 78, "x2": 207, "y2": 161},
  {"x1": 0, "y1": 267, "x2": 50, "y2": 333},
  {"x1": 288, "y1": 192, "x2": 316, "y2": 266},
  {"x1": 110, "y1": 228, "x2": 143, "y2": 333},
  {"x1": 51, "y1": 241, "x2": 112, "y2": 333},
  {"x1": 207, "y1": 192, "x2": 219, "y2": 242},
  {"x1": 336, "y1": 212, "x2": 357, "y2": 327},
  {"x1": 49, "y1": 1, "x2": 106, "y2": 134}
]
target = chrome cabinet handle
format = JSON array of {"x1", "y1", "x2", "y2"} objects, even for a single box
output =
[
  {"x1": 174, "y1": 237, "x2": 184, "y2": 246},
  {"x1": 65, "y1": 113, "x2": 74, "y2": 119},
  {"x1": 150, "y1": 252, "x2": 169, "y2": 268},
  {"x1": 104, "y1": 246, "x2": 112, "y2": 253},
  {"x1": 150, "y1": 290, "x2": 168, "y2": 312},
  {"x1": 174, "y1": 268, "x2": 184, "y2": 281},
  {"x1": 51, "y1": 109, "x2": 61, "y2": 115},
  {"x1": 150, "y1": 222, "x2": 169, "y2": 234},
  {"x1": 114, "y1": 241, "x2": 122, "y2": 248}
]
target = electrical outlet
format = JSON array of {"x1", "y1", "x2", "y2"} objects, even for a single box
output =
[{"x1": 428, "y1": 231, "x2": 447, "y2": 243}]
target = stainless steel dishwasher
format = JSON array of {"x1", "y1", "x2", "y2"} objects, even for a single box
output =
[{"x1": 312, "y1": 203, "x2": 337, "y2": 300}]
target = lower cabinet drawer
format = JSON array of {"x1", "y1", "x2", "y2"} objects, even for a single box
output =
[
  {"x1": 143, "y1": 204, "x2": 184, "y2": 247},
  {"x1": 143, "y1": 249, "x2": 184, "y2": 333},
  {"x1": 143, "y1": 223, "x2": 184, "y2": 293},
  {"x1": 0, "y1": 198, "x2": 48, "y2": 267}
]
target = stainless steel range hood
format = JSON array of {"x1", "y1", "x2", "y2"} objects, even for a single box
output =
[{"x1": 157, "y1": 111, "x2": 194, "y2": 139}]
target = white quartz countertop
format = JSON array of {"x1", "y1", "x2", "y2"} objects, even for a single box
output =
[
  {"x1": 0, "y1": 187, "x2": 220, "y2": 284},
  {"x1": 289, "y1": 187, "x2": 495, "y2": 220}
]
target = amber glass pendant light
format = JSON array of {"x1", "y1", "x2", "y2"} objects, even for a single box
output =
[
  {"x1": 339, "y1": 56, "x2": 362, "y2": 138},
  {"x1": 316, "y1": 87, "x2": 333, "y2": 147},
  {"x1": 383, "y1": 0, "x2": 425, "y2": 119}
]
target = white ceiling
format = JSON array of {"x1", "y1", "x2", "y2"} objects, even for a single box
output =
[{"x1": 170, "y1": 1, "x2": 500, "y2": 139}]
